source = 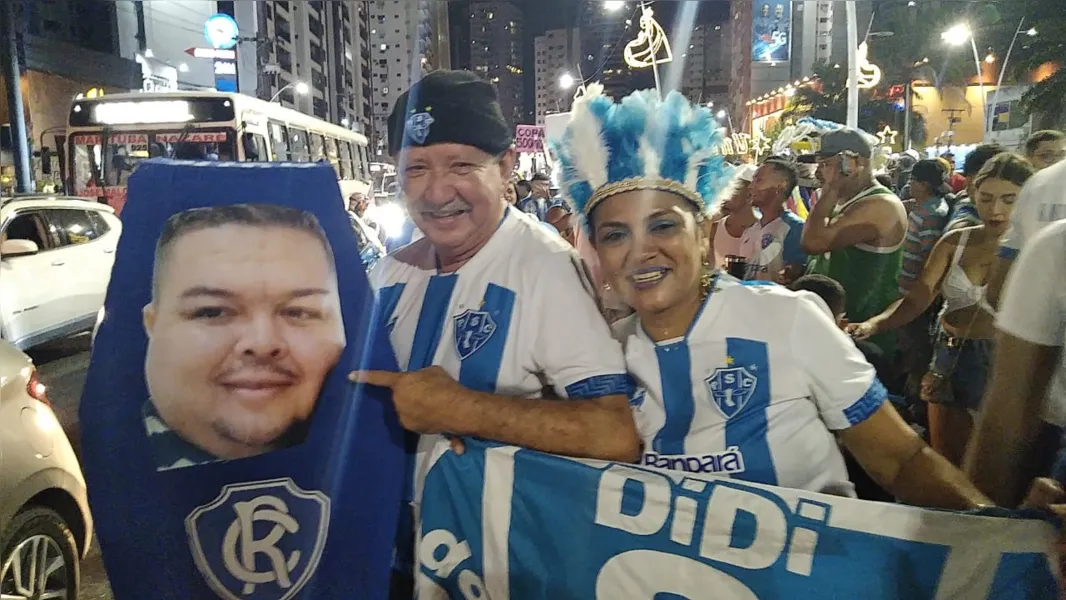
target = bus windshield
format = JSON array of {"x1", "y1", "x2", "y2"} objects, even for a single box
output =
[{"x1": 70, "y1": 129, "x2": 236, "y2": 200}]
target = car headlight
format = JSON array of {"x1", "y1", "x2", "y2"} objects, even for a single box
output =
[{"x1": 366, "y1": 202, "x2": 407, "y2": 239}]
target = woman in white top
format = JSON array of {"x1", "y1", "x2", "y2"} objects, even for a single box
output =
[
  {"x1": 850, "y1": 153, "x2": 1035, "y2": 465},
  {"x1": 549, "y1": 86, "x2": 990, "y2": 509},
  {"x1": 710, "y1": 164, "x2": 758, "y2": 268}
]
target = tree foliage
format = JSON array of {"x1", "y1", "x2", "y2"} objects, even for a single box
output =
[
  {"x1": 978, "y1": 0, "x2": 1066, "y2": 127},
  {"x1": 780, "y1": 63, "x2": 927, "y2": 147}
]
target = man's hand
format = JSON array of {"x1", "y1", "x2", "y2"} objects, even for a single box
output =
[
  {"x1": 846, "y1": 320, "x2": 878, "y2": 340},
  {"x1": 350, "y1": 366, "x2": 470, "y2": 435}
]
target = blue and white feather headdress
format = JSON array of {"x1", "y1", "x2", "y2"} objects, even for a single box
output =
[{"x1": 549, "y1": 85, "x2": 734, "y2": 221}]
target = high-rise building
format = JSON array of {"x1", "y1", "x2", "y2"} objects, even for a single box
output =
[
  {"x1": 258, "y1": 1, "x2": 358, "y2": 123},
  {"x1": 534, "y1": 29, "x2": 581, "y2": 125},
  {"x1": 111, "y1": 1, "x2": 263, "y2": 97},
  {"x1": 467, "y1": 1, "x2": 524, "y2": 128},
  {"x1": 578, "y1": 2, "x2": 649, "y2": 101},
  {"x1": 367, "y1": 0, "x2": 450, "y2": 160},
  {"x1": 679, "y1": 22, "x2": 731, "y2": 109},
  {"x1": 321, "y1": 1, "x2": 372, "y2": 133},
  {"x1": 3, "y1": 0, "x2": 140, "y2": 182}
]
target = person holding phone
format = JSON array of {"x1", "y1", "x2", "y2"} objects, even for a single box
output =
[{"x1": 801, "y1": 129, "x2": 908, "y2": 355}]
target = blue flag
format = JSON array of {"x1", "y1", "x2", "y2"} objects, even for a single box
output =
[
  {"x1": 419, "y1": 440, "x2": 1059, "y2": 599},
  {"x1": 79, "y1": 160, "x2": 404, "y2": 599}
]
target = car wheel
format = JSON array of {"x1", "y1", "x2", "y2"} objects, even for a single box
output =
[{"x1": 0, "y1": 507, "x2": 80, "y2": 600}]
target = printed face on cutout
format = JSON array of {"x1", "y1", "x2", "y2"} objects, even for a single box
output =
[
  {"x1": 143, "y1": 222, "x2": 345, "y2": 467},
  {"x1": 591, "y1": 189, "x2": 707, "y2": 318},
  {"x1": 398, "y1": 143, "x2": 514, "y2": 258}
]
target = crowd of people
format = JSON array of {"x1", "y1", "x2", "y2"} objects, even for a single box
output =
[{"x1": 358, "y1": 69, "x2": 1066, "y2": 596}]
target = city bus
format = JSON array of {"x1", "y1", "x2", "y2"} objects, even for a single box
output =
[{"x1": 65, "y1": 91, "x2": 371, "y2": 214}]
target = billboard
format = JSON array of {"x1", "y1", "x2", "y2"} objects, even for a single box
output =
[{"x1": 753, "y1": 1, "x2": 791, "y2": 63}]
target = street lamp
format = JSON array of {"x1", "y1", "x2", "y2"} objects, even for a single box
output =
[
  {"x1": 716, "y1": 109, "x2": 726, "y2": 119},
  {"x1": 559, "y1": 72, "x2": 575, "y2": 89},
  {"x1": 269, "y1": 81, "x2": 309, "y2": 103},
  {"x1": 941, "y1": 23, "x2": 985, "y2": 131},
  {"x1": 989, "y1": 18, "x2": 1031, "y2": 134},
  {"x1": 940, "y1": 23, "x2": 972, "y2": 47},
  {"x1": 604, "y1": 1, "x2": 625, "y2": 12}
]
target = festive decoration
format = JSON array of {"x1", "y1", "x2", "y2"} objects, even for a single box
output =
[
  {"x1": 548, "y1": 86, "x2": 733, "y2": 220},
  {"x1": 854, "y1": 42, "x2": 882, "y2": 90},
  {"x1": 623, "y1": 4, "x2": 672, "y2": 70},
  {"x1": 752, "y1": 131, "x2": 774, "y2": 157},
  {"x1": 876, "y1": 126, "x2": 898, "y2": 147}
]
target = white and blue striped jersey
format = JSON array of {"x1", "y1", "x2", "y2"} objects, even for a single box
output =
[
  {"x1": 370, "y1": 207, "x2": 630, "y2": 495},
  {"x1": 613, "y1": 276, "x2": 887, "y2": 496}
]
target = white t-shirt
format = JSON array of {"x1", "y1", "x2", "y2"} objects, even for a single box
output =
[
  {"x1": 737, "y1": 210, "x2": 806, "y2": 281},
  {"x1": 612, "y1": 276, "x2": 886, "y2": 496},
  {"x1": 1000, "y1": 159, "x2": 1066, "y2": 259},
  {"x1": 371, "y1": 207, "x2": 629, "y2": 497},
  {"x1": 995, "y1": 219, "x2": 1066, "y2": 426}
]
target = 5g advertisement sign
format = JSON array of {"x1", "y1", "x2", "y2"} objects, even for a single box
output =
[{"x1": 752, "y1": 1, "x2": 791, "y2": 63}]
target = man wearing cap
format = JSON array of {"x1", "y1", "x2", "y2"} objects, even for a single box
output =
[
  {"x1": 896, "y1": 159, "x2": 952, "y2": 397},
  {"x1": 802, "y1": 128, "x2": 908, "y2": 354},
  {"x1": 351, "y1": 70, "x2": 638, "y2": 589},
  {"x1": 900, "y1": 159, "x2": 952, "y2": 294}
]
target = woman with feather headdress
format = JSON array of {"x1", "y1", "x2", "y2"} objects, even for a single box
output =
[{"x1": 549, "y1": 86, "x2": 990, "y2": 509}]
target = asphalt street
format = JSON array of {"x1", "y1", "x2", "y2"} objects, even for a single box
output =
[{"x1": 27, "y1": 334, "x2": 113, "y2": 600}]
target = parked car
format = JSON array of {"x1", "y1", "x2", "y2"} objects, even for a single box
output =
[
  {"x1": 0, "y1": 196, "x2": 121, "y2": 350},
  {"x1": 0, "y1": 340, "x2": 93, "y2": 598}
]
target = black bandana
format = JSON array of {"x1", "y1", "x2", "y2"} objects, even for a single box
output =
[{"x1": 387, "y1": 70, "x2": 513, "y2": 157}]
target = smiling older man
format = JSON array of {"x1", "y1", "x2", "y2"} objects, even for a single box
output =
[{"x1": 352, "y1": 70, "x2": 637, "y2": 591}]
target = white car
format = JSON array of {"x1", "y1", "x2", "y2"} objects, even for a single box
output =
[
  {"x1": 0, "y1": 339, "x2": 93, "y2": 598},
  {"x1": 0, "y1": 196, "x2": 121, "y2": 350}
]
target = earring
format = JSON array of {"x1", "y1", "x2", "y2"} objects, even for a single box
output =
[{"x1": 700, "y1": 260, "x2": 714, "y2": 298}]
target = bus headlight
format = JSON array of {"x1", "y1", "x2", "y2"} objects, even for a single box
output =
[{"x1": 367, "y1": 202, "x2": 407, "y2": 239}]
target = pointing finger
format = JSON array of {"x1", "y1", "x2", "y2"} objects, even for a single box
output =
[{"x1": 350, "y1": 370, "x2": 401, "y2": 388}]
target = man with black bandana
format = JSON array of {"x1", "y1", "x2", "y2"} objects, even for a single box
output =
[{"x1": 350, "y1": 70, "x2": 638, "y2": 594}]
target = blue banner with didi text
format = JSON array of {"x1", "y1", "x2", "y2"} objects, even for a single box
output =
[{"x1": 419, "y1": 440, "x2": 1059, "y2": 599}]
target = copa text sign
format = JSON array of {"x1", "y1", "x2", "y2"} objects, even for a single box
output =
[
  {"x1": 515, "y1": 125, "x2": 545, "y2": 154},
  {"x1": 419, "y1": 441, "x2": 1059, "y2": 599}
]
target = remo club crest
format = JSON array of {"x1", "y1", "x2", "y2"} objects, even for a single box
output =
[
  {"x1": 186, "y1": 478, "x2": 330, "y2": 600},
  {"x1": 706, "y1": 366, "x2": 758, "y2": 420}
]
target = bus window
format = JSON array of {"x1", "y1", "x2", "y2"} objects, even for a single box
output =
[
  {"x1": 338, "y1": 140, "x2": 353, "y2": 179},
  {"x1": 309, "y1": 133, "x2": 326, "y2": 162},
  {"x1": 324, "y1": 136, "x2": 341, "y2": 177},
  {"x1": 242, "y1": 132, "x2": 269, "y2": 161},
  {"x1": 290, "y1": 128, "x2": 310, "y2": 162},
  {"x1": 269, "y1": 121, "x2": 290, "y2": 161},
  {"x1": 358, "y1": 145, "x2": 370, "y2": 180}
]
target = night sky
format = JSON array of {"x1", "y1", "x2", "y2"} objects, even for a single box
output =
[{"x1": 449, "y1": 0, "x2": 732, "y2": 123}]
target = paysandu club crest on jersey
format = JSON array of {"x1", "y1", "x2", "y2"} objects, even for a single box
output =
[
  {"x1": 454, "y1": 309, "x2": 498, "y2": 360},
  {"x1": 186, "y1": 478, "x2": 331, "y2": 600},
  {"x1": 706, "y1": 366, "x2": 758, "y2": 420}
]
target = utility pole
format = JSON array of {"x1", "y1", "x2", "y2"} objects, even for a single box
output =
[
  {"x1": 845, "y1": 1, "x2": 859, "y2": 129},
  {"x1": 2, "y1": 0, "x2": 33, "y2": 193}
]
